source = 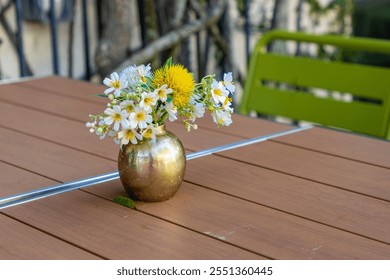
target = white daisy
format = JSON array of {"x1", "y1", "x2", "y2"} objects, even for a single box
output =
[
  {"x1": 212, "y1": 110, "x2": 232, "y2": 126},
  {"x1": 136, "y1": 64, "x2": 152, "y2": 83},
  {"x1": 103, "y1": 72, "x2": 128, "y2": 96},
  {"x1": 139, "y1": 91, "x2": 157, "y2": 112},
  {"x1": 118, "y1": 127, "x2": 143, "y2": 146},
  {"x1": 129, "y1": 108, "x2": 153, "y2": 129},
  {"x1": 154, "y1": 84, "x2": 172, "y2": 102},
  {"x1": 121, "y1": 65, "x2": 138, "y2": 87},
  {"x1": 142, "y1": 124, "x2": 159, "y2": 140},
  {"x1": 211, "y1": 80, "x2": 229, "y2": 105},
  {"x1": 122, "y1": 64, "x2": 153, "y2": 86},
  {"x1": 103, "y1": 105, "x2": 129, "y2": 131},
  {"x1": 194, "y1": 102, "x2": 205, "y2": 118},
  {"x1": 222, "y1": 97, "x2": 234, "y2": 113},
  {"x1": 222, "y1": 72, "x2": 235, "y2": 93},
  {"x1": 165, "y1": 102, "x2": 177, "y2": 122},
  {"x1": 120, "y1": 100, "x2": 136, "y2": 114}
]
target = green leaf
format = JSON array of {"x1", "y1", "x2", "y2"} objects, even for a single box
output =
[
  {"x1": 140, "y1": 84, "x2": 151, "y2": 93},
  {"x1": 113, "y1": 196, "x2": 137, "y2": 209},
  {"x1": 164, "y1": 57, "x2": 173, "y2": 68}
]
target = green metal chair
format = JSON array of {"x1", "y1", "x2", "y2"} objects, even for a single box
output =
[{"x1": 239, "y1": 30, "x2": 390, "y2": 140}]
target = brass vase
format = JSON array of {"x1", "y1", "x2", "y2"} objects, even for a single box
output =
[{"x1": 118, "y1": 125, "x2": 186, "y2": 202}]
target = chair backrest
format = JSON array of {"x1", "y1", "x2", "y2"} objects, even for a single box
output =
[{"x1": 240, "y1": 30, "x2": 390, "y2": 140}]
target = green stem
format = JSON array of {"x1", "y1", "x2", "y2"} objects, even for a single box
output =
[{"x1": 157, "y1": 111, "x2": 168, "y2": 125}]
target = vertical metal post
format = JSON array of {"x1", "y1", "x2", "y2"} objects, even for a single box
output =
[
  {"x1": 203, "y1": 0, "x2": 211, "y2": 76},
  {"x1": 244, "y1": 0, "x2": 250, "y2": 65},
  {"x1": 137, "y1": 0, "x2": 146, "y2": 48},
  {"x1": 81, "y1": 0, "x2": 91, "y2": 79},
  {"x1": 15, "y1": 0, "x2": 26, "y2": 77},
  {"x1": 49, "y1": 0, "x2": 60, "y2": 75},
  {"x1": 219, "y1": 5, "x2": 227, "y2": 77}
]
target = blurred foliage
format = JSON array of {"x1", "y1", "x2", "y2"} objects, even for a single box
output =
[
  {"x1": 305, "y1": 0, "x2": 353, "y2": 31},
  {"x1": 236, "y1": 0, "x2": 246, "y2": 16}
]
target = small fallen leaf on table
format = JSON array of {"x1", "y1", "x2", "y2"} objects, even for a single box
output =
[{"x1": 113, "y1": 196, "x2": 137, "y2": 210}]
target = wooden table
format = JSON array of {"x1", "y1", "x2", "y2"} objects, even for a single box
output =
[{"x1": 0, "y1": 76, "x2": 389, "y2": 260}]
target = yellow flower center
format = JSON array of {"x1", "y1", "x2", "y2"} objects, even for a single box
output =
[
  {"x1": 144, "y1": 97, "x2": 154, "y2": 106},
  {"x1": 143, "y1": 129, "x2": 152, "y2": 139},
  {"x1": 224, "y1": 97, "x2": 232, "y2": 106},
  {"x1": 110, "y1": 80, "x2": 121, "y2": 89},
  {"x1": 214, "y1": 89, "x2": 222, "y2": 97},
  {"x1": 125, "y1": 104, "x2": 134, "y2": 113},
  {"x1": 136, "y1": 112, "x2": 146, "y2": 122},
  {"x1": 125, "y1": 129, "x2": 135, "y2": 140},
  {"x1": 222, "y1": 81, "x2": 234, "y2": 86},
  {"x1": 158, "y1": 89, "x2": 165, "y2": 98},
  {"x1": 153, "y1": 64, "x2": 195, "y2": 108},
  {"x1": 113, "y1": 113, "x2": 122, "y2": 122}
]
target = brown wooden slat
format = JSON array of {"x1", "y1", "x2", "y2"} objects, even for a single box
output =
[
  {"x1": 195, "y1": 113, "x2": 291, "y2": 138},
  {"x1": 5, "y1": 77, "x2": 292, "y2": 144},
  {"x1": 15, "y1": 77, "x2": 390, "y2": 167},
  {"x1": 219, "y1": 141, "x2": 390, "y2": 201},
  {"x1": 0, "y1": 126, "x2": 264, "y2": 258},
  {"x1": 0, "y1": 102, "x2": 118, "y2": 160},
  {"x1": 0, "y1": 101, "x2": 241, "y2": 160},
  {"x1": 1, "y1": 156, "x2": 100, "y2": 260},
  {"x1": 86, "y1": 181, "x2": 390, "y2": 260},
  {"x1": 18, "y1": 76, "x2": 106, "y2": 104},
  {"x1": 15, "y1": 77, "x2": 292, "y2": 138},
  {"x1": 0, "y1": 127, "x2": 117, "y2": 183},
  {"x1": 0, "y1": 83, "x2": 106, "y2": 122},
  {"x1": 198, "y1": 114, "x2": 390, "y2": 169},
  {"x1": 184, "y1": 156, "x2": 390, "y2": 243},
  {"x1": 15, "y1": 76, "x2": 390, "y2": 169},
  {"x1": 0, "y1": 160, "x2": 259, "y2": 259},
  {"x1": 0, "y1": 75, "x2": 388, "y2": 258},
  {"x1": 3, "y1": 120, "x2": 389, "y2": 259},
  {"x1": 2, "y1": 190, "x2": 261, "y2": 260},
  {"x1": 0, "y1": 162, "x2": 58, "y2": 197},
  {"x1": 0, "y1": 214, "x2": 101, "y2": 260},
  {"x1": 2, "y1": 84, "x2": 389, "y2": 243},
  {"x1": 273, "y1": 127, "x2": 390, "y2": 169}
]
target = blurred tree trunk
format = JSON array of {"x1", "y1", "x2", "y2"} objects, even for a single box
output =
[
  {"x1": 155, "y1": 0, "x2": 188, "y2": 66},
  {"x1": 95, "y1": 0, "x2": 227, "y2": 79},
  {"x1": 94, "y1": 0, "x2": 133, "y2": 77},
  {"x1": 114, "y1": 0, "x2": 226, "y2": 73}
]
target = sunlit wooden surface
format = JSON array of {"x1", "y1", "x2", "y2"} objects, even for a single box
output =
[{"x1": 0, "y1": 76, "x2": 389, "y2": 259}]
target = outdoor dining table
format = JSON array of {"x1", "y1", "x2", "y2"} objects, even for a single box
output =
[{"x1": 0, "y1": 76, "x2": 389, "y2": 260}]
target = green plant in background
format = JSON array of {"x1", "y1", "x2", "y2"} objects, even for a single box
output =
[{"x1": 305, "y1": 0, "x2": 354, "y2": 34}]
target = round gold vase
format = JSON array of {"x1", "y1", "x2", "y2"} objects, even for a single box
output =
[{"x1": 118, "y1": 125, "x2": 186, "y2": 202}]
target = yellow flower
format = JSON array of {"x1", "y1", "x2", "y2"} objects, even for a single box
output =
[{"x1": 153, "y1": 64, "x2": 195, "y2": 108}]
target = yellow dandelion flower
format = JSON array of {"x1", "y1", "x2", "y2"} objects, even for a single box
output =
[{"x1": 153, "y1": 64, "x2": 195, "y2": 108}]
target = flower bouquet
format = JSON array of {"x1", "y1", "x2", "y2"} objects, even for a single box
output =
[
  {"x1": 86, "y1": 58, "x2": 235, "y2": 146},
  {"x1": 86, "y1": 58, "x2": 235, "y2": 202}
]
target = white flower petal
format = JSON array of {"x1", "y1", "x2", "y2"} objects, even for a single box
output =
[
  {"x1": 104, "y1": 87, "x2": 114, "y2": 94},
  {"x1": 113, "y1": 121, "x2": 120, "y2": 131},
  {"x1": 104, "y1": 117, "x2": 113, "y2": 125}
]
